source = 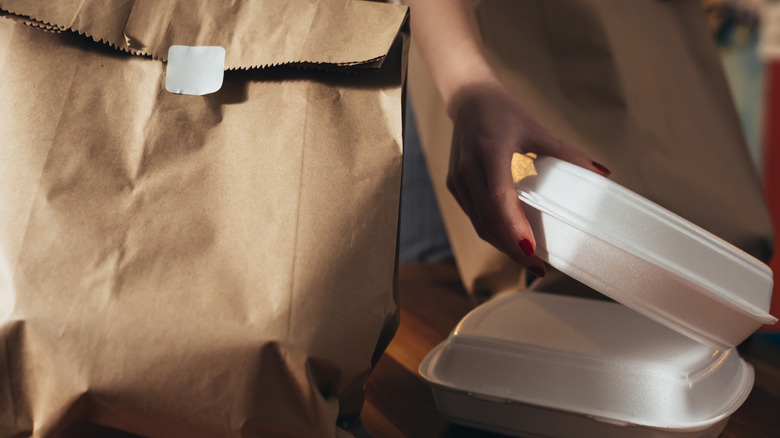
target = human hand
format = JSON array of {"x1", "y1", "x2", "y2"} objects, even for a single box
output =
[{"x1": 446, "y1": 81, "x2": 611, "y2": 277}]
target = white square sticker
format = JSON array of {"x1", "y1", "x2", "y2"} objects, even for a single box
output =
[{"x1": 165, "y1": 45, "x2": 226, "y2": 96}]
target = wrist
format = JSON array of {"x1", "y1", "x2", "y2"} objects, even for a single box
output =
[
  {"x1": 443, "y1": 64, "x2": 504, "y2": 118},
  {"x1": 438, "y1": 50, "x2": 501, "y2": 118}
]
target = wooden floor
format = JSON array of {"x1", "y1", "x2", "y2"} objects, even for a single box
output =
[{"x1": 363, "y1": 263, "x2": 780, "y2": 438}]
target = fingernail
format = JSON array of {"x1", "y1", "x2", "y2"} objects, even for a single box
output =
[
  {"x1": 592, "y1": 161, "x2": 612, "y2": 176},
  {"x1": 519, "y1": 238, "x2": 534, "y2": 257},
  {"x1": 528, "y1": 265, "x2": 546, "y2": 278}
]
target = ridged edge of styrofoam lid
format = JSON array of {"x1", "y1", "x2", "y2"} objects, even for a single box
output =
[
  {"x1": 419, "y1": 292, "x2": 755, "y2": 432},
  {"x1": 515, "y1": 157, "x2": 777, "y2": 347}
]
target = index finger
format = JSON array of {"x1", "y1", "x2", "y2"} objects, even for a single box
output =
[{"x1": 472, "y1": 152, "x2": 546, "y2": 275}]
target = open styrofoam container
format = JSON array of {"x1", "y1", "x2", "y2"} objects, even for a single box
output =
[
  {"x1": 419, "y1": 156, "x2": 776, "y2": 437},
  {"x1": 515, "y1": 157, "x2": 776, "y2": 348},
  {"x1": 419, "y1": 292, "x2": 754, "y2": 438}
]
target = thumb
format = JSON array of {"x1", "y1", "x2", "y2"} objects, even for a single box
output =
[{"x1": 528, "y1": 131, "x2": 612, "y2": 177}]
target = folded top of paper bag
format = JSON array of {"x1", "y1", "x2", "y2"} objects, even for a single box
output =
[{"x1": 0, "y1": 0, "x2": 407, "y2": 69}]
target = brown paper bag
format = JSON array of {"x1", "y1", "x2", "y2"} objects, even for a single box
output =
[
  {"x1": 409, "y1": 0, "x2": 773, "y2": 298},
  {"x1": 0, "y1": 1, "x2": 408, "y2": 436}
]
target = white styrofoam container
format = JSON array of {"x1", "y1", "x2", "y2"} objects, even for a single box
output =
[
  {"x1": 515, "y1": 157, "x2": 777, "y2": 348},
  {"x1": 419, "y1": 292, "x2": 754, "y2": 438}
]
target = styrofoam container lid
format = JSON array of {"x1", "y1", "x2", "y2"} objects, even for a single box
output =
[
  {"x1": 515, "y1": 157, "x2": 777, "y2": 348},
  {"x1": 419, "y1": 292, "x2": 755, "y2": 434}
]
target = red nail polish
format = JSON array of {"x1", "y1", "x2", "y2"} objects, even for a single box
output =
[
  {"x1": 592, "y1": 161, "x2": 612, "y2": 175},
  {"x1": 519, "y1": 238, "x2": 534, "y2": 257},
  {"x1": 528, "y1": 266, "x2": 546, "y2": 278}
]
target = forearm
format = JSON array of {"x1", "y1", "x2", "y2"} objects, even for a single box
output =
[{"x1": 402, "y1": 0, "x2": 500, "y2": 115}]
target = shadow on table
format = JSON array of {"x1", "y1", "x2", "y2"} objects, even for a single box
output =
[{"x1": 442, "y1": 424, "x2": 512, "y2": 438}]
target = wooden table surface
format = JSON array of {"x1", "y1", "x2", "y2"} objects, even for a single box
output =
[{"x1": 363, "y1": 263, "x2": 780, "y2": 438}]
